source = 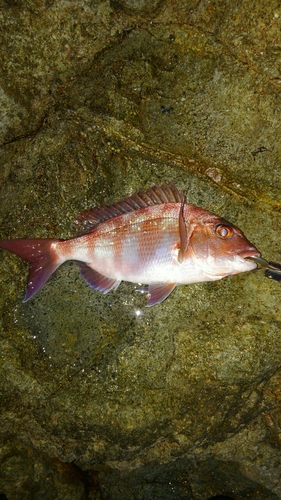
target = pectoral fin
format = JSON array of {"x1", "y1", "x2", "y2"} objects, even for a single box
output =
[
  {"x1": 146, "y1": 283, "x2": 176, "y2": 307},
  {"x1": 178, "y1": 196, "x2": 188, "y2": 263}
]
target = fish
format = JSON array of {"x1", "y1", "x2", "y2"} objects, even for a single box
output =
[{"x1": 0, "y1": 182, "x2": 260, "y2": 307}]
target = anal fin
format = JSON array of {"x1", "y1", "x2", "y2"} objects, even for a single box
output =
[
  {"x1": 146, "y1": 283, "x2": 176, "y2": 307},
  {"x1": 78, "y1": 263, "x2": 121, "y2": 294}
]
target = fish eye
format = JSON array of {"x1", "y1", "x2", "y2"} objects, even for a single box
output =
[{"x1": 215, "y1": 224, "x2": 234, "y2": 239}]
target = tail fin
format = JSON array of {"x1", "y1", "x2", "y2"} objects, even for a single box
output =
[{"x1": 0, "y1": 238, "x2": 62, "y2": 301}]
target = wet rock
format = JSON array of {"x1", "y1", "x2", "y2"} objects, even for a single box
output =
[
  {"x1": 0, "y1": 0, "x2": 281, "y2": 499},
  {"x1": 0, "y1": 439, "x2": 85, "y2": 499}
]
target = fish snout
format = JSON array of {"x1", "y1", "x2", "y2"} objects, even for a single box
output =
[{"x1": 240, "y1": 247, "x2": 261, "y2": 261}]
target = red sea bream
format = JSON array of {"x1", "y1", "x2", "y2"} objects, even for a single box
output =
[{"x1": 0, "y1": 182, "x2": 260, "y2": 306}]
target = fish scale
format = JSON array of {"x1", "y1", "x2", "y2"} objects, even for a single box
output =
[{"x1": 69, "y1": 213, "x2": 178, "y2": 283}]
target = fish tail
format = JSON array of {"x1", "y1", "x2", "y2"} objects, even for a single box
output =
[{"x1": 0, "y1": 238, "x2": 62, "y2": 301}]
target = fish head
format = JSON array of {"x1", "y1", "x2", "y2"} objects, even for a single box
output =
[{"x1": 186, "y1": 212, "x2": 260, "y2": 278}]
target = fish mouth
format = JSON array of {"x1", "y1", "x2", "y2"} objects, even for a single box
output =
[
  {"x1": 240, "y1": 249, "x2": 261, "y2": 261},
  {"x1": 245, "y1": 255, "x2": 281, "y2": 270},
  {"x1": 245, "y1": 255, "x2": 269, "y2": 268},
  {"x1": 245, "y1": 255, "x2": 281, "y2": 281}
]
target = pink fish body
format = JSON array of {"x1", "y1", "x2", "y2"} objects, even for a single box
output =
[{"x1": 0, "y1": 182, "x2": 259, "y2": 306}]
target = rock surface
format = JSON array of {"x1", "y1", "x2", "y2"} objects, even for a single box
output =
[{"x1": 0, "y1": 1, "x2": 281, "y2": 499}]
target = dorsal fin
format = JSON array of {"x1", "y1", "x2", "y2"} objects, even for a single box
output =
[{"x1": 74, "y1": 181, "x2": 183, "y2": 234}]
